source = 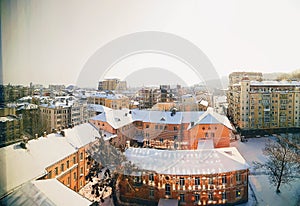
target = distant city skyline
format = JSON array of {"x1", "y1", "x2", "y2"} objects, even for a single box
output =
[{"x1": 2, "y1": 1, "x2": 300, "y2": 87}]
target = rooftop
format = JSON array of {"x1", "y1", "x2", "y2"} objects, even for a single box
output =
[
  {"x1": 1, "y1": 179, "x2": 92, "y2": 206},
  {"x1": 0, "y1": 123, "x2": 99, "y2": 198},
  {"x1": 124, "y1": 147, "x2": 249, "y2": 175}
]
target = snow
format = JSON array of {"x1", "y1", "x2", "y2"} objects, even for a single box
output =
[
  {"x1": 249, "y1": 175, "x2": 300, "y2": 206},
  {"x1": 124, "y1": 147, "x2": 249, "y2": 175},
  {"x1": 0, "y1": 123, "x2": 99, "y2": 198},
  {"x1": 188, "y1": 108, "x2": 233, "y2": 130},
  {"x1": 33, "y1": 179, "x2": 92, "y2": 206},
  {"x1": 231, "y1": 137, "x2": 300, "y2": 206}
]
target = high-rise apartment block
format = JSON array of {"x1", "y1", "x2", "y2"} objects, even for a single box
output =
[
  {"x1": 98, "y1": 78, "x2": 127, "y2": 91},
  {"x1": 227, "y1": 74, "x2": 300, "y2": 130}
]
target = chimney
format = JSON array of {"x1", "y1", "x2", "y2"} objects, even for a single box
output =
[
  {"x1": 43, "y1": 132, "x2": 47, "y2": 137},
  {"x1": 35, "y1": 134, "x2": 38, "y2": 139}
]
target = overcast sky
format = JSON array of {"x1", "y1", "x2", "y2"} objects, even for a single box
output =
[{"x1": 2, "y1": 0, "x2": 300, "y2": 87}]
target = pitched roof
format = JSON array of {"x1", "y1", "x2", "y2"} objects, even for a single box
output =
[
  {"x1": 188, "y1": 108, "x2": 233, "y2": 130},
  {"x1": 0, "y1": 123, "x2": 99, "y2": 198},
  {"x1": 1, "y1": 179, "x2": 92, "y2": 206},
  {"x1": 124, "y1": 147, "x2": 249, "y2": 175}
]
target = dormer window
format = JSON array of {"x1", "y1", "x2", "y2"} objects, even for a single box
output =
[{"x1": 160, "y1": 117, "x2": 165, "y2": 121}]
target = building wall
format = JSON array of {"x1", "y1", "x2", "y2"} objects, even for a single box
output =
[
  {"x1": 189, "y1": 124, "x2": 231, "y2": 149},
  {"x1": 119, "y1": 169, "x2": 249, "y2": 206},
  {"x1": 44, "y1": 146, "x2": 91, "y2": 192},
  {"x1": 227, "y1": 80, "x2": 300, "y2": 130}
]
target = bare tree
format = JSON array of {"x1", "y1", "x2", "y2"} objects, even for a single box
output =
[{"x1": 254, "y1": 136, "x2": 300, "y2": 193}]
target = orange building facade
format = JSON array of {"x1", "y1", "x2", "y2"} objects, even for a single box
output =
[
  {"x1": 89, "y1": 108, "x2": 233, "y2": 150},
  {"x1": 43, "y1": 147, "x2": 90, "y2": 192},
  {"x1": 120, "y1": 147, "x2": 249, "y2": 206}
]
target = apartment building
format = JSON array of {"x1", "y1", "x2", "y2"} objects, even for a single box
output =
[
  {"x1": 40, "y1": 97, "x2": 88, "y2": 133},
  {"x1": 0, "y1": 123, "x2": 99, "y2": 200},
  {"x1": 98, "y1": 78, "x2": 127, "y2": 91},
  {"x1": 227, "y1": 78, "x2": 300, "y2": 130},
  {"x1": 119, "y1": 147, "x2": 249, "y2": 206},
  {"x1": 0, "y1": 108, "x2": 23, "y2": 147},
  {"x1": 87, "y1": 92, "x2": 129, "y2": 110}
]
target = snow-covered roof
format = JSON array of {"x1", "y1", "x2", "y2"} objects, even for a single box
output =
[
  {"x1": 89, "y1": 92, "x2": 127, "y2": 100},
  {"x1": 0, "y1": 123, "x2": 99, "y2": 198},
  {"x1": 125, "y1": 147, "x2": 249, "y2": 175},
  {"x1": 91, "y1": 108, "x2": 133, "y2": 129},
  {"x1": 188, "y1": 108, "x2": 233, "y2": 130},
  {"x1": 34, "y1": 179, "x2": 92, "y2": 206},
  {"x1": 0, "y1": 179, "x2": 92, "y2": 206},
  {"x1": 90, "y1": 106, "x2": 232, "y2": 128},
  {"x1": 250, "y1": 80, "x2": 300, "y2": 86},
  {"x1": 199, "y1": 100, "x2": 209, "y2": 107},
  {"x1": 0, "y1": 116, "x2": 19, "y2": 122}
]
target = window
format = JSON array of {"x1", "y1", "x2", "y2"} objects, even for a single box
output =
[
  {"x1": 195, "y1": 177, "x2": 200, "y2": 186},
  {"x1": 174, "y1": 126, "x2": 177, "y2": 131},
  {"x1": 149, "y1": 174, "x2": 154, "y2": 182},
  {"x1": 222, "y1": 192, "x2": 227, "y2": 200},
  {"x1": 146, "y1": 125, "x2": 149, "y2": 128},
  {"x1": 55, "y1": 167, "x2": 58, "y2": 175},
  {"x1": 211, "y1": 133, "x2": 215, "y2": 138},
  {"x1": 208, "y1": 177, "x2": 213, "y2": 184},
  {"x1": 80, "y1": 167, "x2": 83, "y2": 175},
  {"x1": 73, "y1": 156, "x2": 76, "y2": 164},
  {"x1": 149, "y1": 188, "x2": 154, "y2": 197},
  {"x1": 61, "y1": 163, "x2": 64, "y2": 172},
  {"x1": 208, "y1": 192, "x2": 213, "y2": 201},
  {"x1": 134, "y1": 176, "x2": 141, "y2": 184},
  {"x1": 160, "y1": 138, "x2": 164, "y2": 143},
  {"x1": 194, "y1": 194, "x2": 200, "y2": 203},
  {"x1": 73, "y1": 172, "x2": 77, "y2": 180},
  {"x1": 155, "y1": 125, "x2": 158, "y2": 129},
  {"x1": 236, "y1": 173, "x2": 241, "y2": 182},
  {"x1": 67, "y1": 176, "x2": 70, "y2": 185},
  {"x1": 80, "y1": 152, "x2": 83, "y2": 160},
  {"x1": 66, "y1": 160, "x2": 69, "y2": 168},
  {"x1": 179, "y1": 194, "x2": 185, "y2": 203},
  {"x1": 180, "y1": 177, "x2": 185, "y2": 187},
  {"x1": 48, "y1": 170, "x2": 52, "y2": 179},
  {"x1": 222, "y1": 175, "x2": 227, "y2": 184},
  {"x1": 205, "y1": 133, "x2": 208, "y2": 138},
  {"x1": 165, "y1": 184, "x2": 171, "y2": 195},
  {"x1": 236, "y1": 189, "x2": 241, "y2": 198}
]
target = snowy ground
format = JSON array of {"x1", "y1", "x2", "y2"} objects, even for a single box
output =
[{"x1": 231, "y1": 137, "x2": 300, "y2": 206}]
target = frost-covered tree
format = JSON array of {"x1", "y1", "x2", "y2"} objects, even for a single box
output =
[
  {"x1": 85, "y1": 133, "x2": 139, "y2": 205},
  {"x1": 254, "y1": 136, "x2": 300, "y2": 193}
]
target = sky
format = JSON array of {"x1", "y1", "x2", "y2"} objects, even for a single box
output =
[{"x1": 1, "y1": 0, "x2": 300, "y2": 88}]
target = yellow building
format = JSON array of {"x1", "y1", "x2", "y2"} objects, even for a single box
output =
[
  {"x1": 227, "y1": 78, "x2": 300, "y2": 130},
  {"x1": 88, "y1": 92, "x2": 129, "y2": 110}
]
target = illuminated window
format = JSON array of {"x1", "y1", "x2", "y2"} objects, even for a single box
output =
[{"x1": 236, "y1": 189, "x2": 241, "y2": 198}]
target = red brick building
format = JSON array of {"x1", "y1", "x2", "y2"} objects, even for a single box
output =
[
  {"x1": 120, "y1": 147, "x2": 249, "y2": 206},
  {"x1": 89, "y1": 107, "x2": 234, "y2": 150}
]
